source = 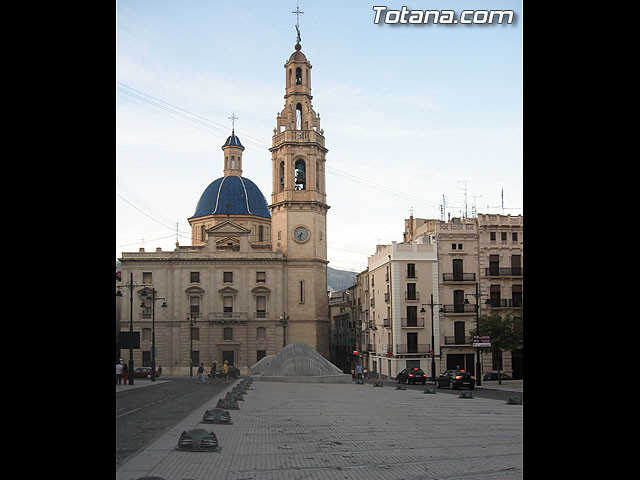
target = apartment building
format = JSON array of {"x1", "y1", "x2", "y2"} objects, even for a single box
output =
[
  {"x1": 366, "y1": 241, "x2": 440, "y2": 380},
  {"x1": 403, "y1": 214, "x2": 523, "y2": 379}
]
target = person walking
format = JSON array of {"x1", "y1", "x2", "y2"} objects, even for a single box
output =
[
  {"x1": 196, "y1": 363, "x2": 206, "y2": 384},
  {"x1": 210, "y1": 360, "x2": 218, "y2": 383},
  {"x1": 122, "y1": 362, "x2": 129, "y2": 385},
  {"x1": 115, "y1": 361, "x2": 123, "y2": 385},
  {"x1": 222, "y1": 360, "x2": 229, "y2": 383},
  {"x1": 356, "y1": 364, "x2": 363, "y2": 383}
]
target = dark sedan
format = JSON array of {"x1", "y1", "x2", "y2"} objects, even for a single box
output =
[
  {"x1": 436, "y1": 370, "x2": 475, "y2": 389},
  {"x1": 396, "y1": 367, "x2": 427, "y2": 385}
]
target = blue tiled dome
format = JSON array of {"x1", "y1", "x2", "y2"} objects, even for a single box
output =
[{"x1": 190, "y1": 176, "x2": 271, "y2": 220}]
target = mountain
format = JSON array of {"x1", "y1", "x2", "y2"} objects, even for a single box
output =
[{"x1": 327, "y1": 266, "x2": 358, "y2": 293}]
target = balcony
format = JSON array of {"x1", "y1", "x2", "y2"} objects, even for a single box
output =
[
  {"x1": 384, "y1": 292, "x2": 390, "y2": 303},
  {"x1": 442, "y1": 273, "x2": 476, "y2": 282},
  {"x1": 405, "y1": 291, "x2": 419, "y2": 302},
  {"x1": 444, "y1": 336, "x2": 472, "y2": 345},
  {"x1": 383, "y1": 318, "x2": 391, "y2": 328},
  {"x1": 484, "y1": 267, "x2": 523, "y2": 277},
  {"x1": 208, "y1": 312, "x2": 249, "y2": 323},
  {"x1": 395, "y1": 343, "x2": 431, "y2": 355},
  {"x1": 441, "y1": 304, "x2": 477, "y2": 314},
  {"x1": 486, "y1": 298, "x2": 523, "y2": 308},
  {"x1": 401, "y1": 317, "x2": 425, "y2": 328},
  {"x1": 255, "y1": 311, "x2": 268, "y2": 319}
]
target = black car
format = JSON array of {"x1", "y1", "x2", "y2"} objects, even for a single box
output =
[
  {"x1": 436, "y1": 370, "x2": 476, "y2": 389},
  {"x1": 214, "y1": 365, "x2": 241, "y2": 378},
  {"x1": 396, "y1": 367, "x2": 427, "y2": 385},
  {"x1": 483, "y1": 372, "x2": 512, "y2": 381}
]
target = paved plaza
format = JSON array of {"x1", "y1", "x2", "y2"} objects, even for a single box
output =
[{"x1": 116, "y1": 379, "x2": 523, "y2": 479}]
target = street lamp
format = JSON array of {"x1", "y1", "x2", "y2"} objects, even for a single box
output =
[
  {"x1": 464, "y1": 282, "x2": 490, "y2": 386},
  {"x1": 189, "y1": 313, "x2": 198, "y2": 377},
  {"x1": 140, "y1": 287, "x2": 167, "y2": 382},
  {"x1": 420, "y1": 294, "x2": 444, "y2": 383},
  {"x1": 279, "y1": 313, "x2": 289, "y2": 348}
]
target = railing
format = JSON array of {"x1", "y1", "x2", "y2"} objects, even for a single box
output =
[
  {"x1": 383, "y1": 318, "x2": 391, "y2": 328},
  {"x1": 255, "y1": 311, "x2": 268, "y2": 319},
  {"x1": 208, "y1": 312, "x2": 249, "y2": 321},
  {"x1": 272, "y1": 129, "x2": 326, "y2": 147},
  {"x1": 405, "y1": 291, "x2": 419, "y2": 301},
  {"x1": 442, "y1": 273, "x2": 476, "y2": 282},
  {"x1": 444, "y1": 336, "x2": 473, "y2": 345},
  {"x1": 441, "y1": 304, "x2": 477, "y2": 314},
  {"x1": 395, "y1": 343, "x2": 431, "y2": 354},
  {"x1": 486, "y1": 298, "x2": 523, "y2": 308},
  {"x1": 485, "y1": 267, "x2": 523, "y2": 277},
  {"x1": 384, "y1": 292, "x2": 389, "y2": 303},
  {"x1": 401, "y1": 317, "x2": 425, "y2": 327}
]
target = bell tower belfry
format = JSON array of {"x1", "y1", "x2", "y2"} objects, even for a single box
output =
[{"x1": 269, "y1": 34, "x2": 330, "y2": 358}]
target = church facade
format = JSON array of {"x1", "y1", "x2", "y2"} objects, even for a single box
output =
[{"x1": 117, "y1": 41, "x2": 330, "y2": 375}]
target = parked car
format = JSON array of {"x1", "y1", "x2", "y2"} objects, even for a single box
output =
[
  {"x1": 396, "y1": 367, "x2": 427, "y2": 385},
  {"x1": 133, "y1": 366, "x2": 160, "y2": 379},
  {"x1": 215, "y1": 365, "x2": 241, "y2": 378},
  {"x1": 436, "y1": 370, "x2": 475, "y2": 389},
  {"x1": 483, "y1": 372, "x2": 512, "y2": 381}
]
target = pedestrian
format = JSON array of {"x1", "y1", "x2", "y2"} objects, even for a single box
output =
[
  {"x1": 351, "y1": 369, "x2": 355, "y2": 382},
  {"x1": 196, "y1": 363, "x2": 206, "y2": 384},
  {"x1": 222, "y1": 360, "x2": 229, "y2": 383},
  {"x1": 356, "y1": 364, "x2": 363, "y2": 383},
  {"x1": 158, "y1": 365, "x2": 162, "y2": 377},
  {"x1": 210, "y1": 360, "x2": 218, "y2": 383},
  {"x1": 116, "y1": 361, "x2": 123, "y2": 385},
  {"x1": 122, "y1": 362, "x2": 129, "y2": 385},
  {"x1": 363, "y1": 367, "x2": 368, "y2": 379}
]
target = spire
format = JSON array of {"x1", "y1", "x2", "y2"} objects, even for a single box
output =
[{"x1": 292, "y1": 1, "x2": 304, "y2": 46}]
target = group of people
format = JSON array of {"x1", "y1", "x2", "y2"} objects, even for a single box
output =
[
  {"x1": 115, "y1": 360, "x2": 129, "y2": 385},
  {"x1": 196, "y1": 360, "x2": 230, "y2": 385}
]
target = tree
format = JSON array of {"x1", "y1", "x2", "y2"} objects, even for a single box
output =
[{"x1": 470, "y1": 312, "x2": 522, "y2": 384}]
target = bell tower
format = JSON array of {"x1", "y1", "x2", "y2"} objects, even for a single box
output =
[{"x1": 269, "y1": 34, "x2": 330, "y2": 358}]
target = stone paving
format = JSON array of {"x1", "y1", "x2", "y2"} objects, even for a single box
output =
[{"x1": 116, "y1": 379, "x2": 523, "y2": 479}]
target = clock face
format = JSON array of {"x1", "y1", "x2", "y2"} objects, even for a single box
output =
[{"x1": 293, "y1": 226, "x2": 309, "y2": 243}]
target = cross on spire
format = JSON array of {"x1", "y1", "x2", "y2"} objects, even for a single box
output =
[
  {"x1": 292, "y1": 1, "x2": 304, "y2": 44},
  {"x1": 228, "y1": 112, "x2": 238, "y2": 134}
]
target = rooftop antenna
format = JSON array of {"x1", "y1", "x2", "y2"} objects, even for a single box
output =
[
  {"x1": 292, "y1": 0, "x2": 304, "y2": 44},
  {"x1": 458, "y1": 181, "x2": 468, "y2": 218},
  {"x1": 228, "y1": 112, "x2": 238, "y2": 134},
  {"x1": 501, "y1": 187, "x2": 504, "y2": 215}
]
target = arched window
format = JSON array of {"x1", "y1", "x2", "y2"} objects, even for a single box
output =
[
  {"x1": 279, "y1": 161, "x2": 285, "y2": 191},
  {"x1": 294, "y1": 159, "x2": 306, "y2": 190},
  {"x1": 296, "y1": 103, "x2": 302, "y2": 130},
  {"x1": 296, "y1": 67, "x2": 302, "y2": 85}
]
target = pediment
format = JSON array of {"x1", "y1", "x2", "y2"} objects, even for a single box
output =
[
  {"x1": 206, "y1": 219, "x2": 251, "y2": 236},
  {"x1": 218, "y1": 286, "x2": 238, "y2": 295}
]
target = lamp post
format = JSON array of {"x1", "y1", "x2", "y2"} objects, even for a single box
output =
[
  {"x1": 189, "y1": 313, "x2": 197, "y2": 377},
  {"x1": 420, "y1": 294, "x2": 443, "y2": 383},
  {"x1": 141, "y1": 287, "x2": 167, "y2": 382},
  {"x1": 464, "y1": 282, "x2": 489, "y2": 386},
  {"x1": 279, "y1": 313, "x2": 289, "y2": 348}
]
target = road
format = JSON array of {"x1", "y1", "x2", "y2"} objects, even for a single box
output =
[{"x1": 116, "y1": 376, "x2": 237, "y2": 467}]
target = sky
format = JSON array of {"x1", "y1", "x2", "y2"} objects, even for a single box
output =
[{"x1": 116, "y1": 0, "x2": 522, "y2": 273}]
